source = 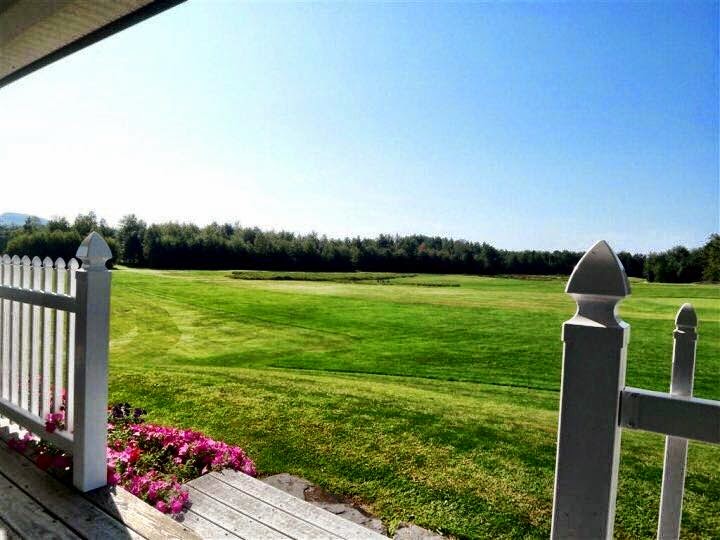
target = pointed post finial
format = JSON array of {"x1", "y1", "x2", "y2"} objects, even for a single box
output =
[
  {"x1": 566, "y1": 240, "x2": 630, "y2": 298},
  {"x1": 76, "y1": 232, "x2": 112, "y2": 271},
  {"x1": 565, "y1": 240, "x2": 630, "y2": 328},
  {"x1": 675, "y1": 303, "x2": 697, "y2": 330}
]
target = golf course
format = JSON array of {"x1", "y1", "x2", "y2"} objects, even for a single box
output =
[{"x1": 107, "y1": 268, "x2": 719, "y2": 539}]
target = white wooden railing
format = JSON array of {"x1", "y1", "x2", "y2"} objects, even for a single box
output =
[
  {"x1": 0, "y1": 232, "x2": 111, "y2": 491},
  {"x1": 551, "y1": 240, "x2": 720, "y2": 540}
]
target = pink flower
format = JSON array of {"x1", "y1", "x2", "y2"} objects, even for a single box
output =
[
  {"x1": 147, "y1": 480, "x2": 168, "y2": 501},
  {"x1": 44, "y1": 411, "x2": 65, "y2": 433},
  {"x1": 107, "y1": 466, "x2": 121, "y2": 486},
  {"x1": 241, "y1": 461, "x2": 257, "y2": 477},
  {"x1": 170, "y1": 497, "x2": 185, "y2": 514},
  {"x1": 33, "y1": 401, "x2": 256, "y2": 518}
]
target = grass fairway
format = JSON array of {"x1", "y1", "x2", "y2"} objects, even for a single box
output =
[{"x1": 108, "y1": 268, "x2": 719, "y2": 539}]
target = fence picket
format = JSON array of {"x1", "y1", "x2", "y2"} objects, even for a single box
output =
[
  {"x1": 657, "y1": 304, "x2": 698, "y2": 540},
  {"x1": 30, "y1": 256, "x2": 42, "y2": 416},
  {"x1": 67, "y1": 258, "x2": 79, "y2": 432},
  {"x1": 10, "y1": 255, "x2": 21, "y2": 405},
  {"x1": 42, "y1": 256, "x2": 54, "y2": 419},
  {"x1": 20, "y1": 256, "x2": 31, "y2": 410},
  {"x1": 1, "y1": 255, "x2": 9, "y2": 400},
  {"x1": 54, "y1": 258, "x2": 67, "y2": 417}
]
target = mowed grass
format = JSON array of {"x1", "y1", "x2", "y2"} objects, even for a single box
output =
[{"x1": 108, "y1": 268, "x2": 720, "y2": 538}]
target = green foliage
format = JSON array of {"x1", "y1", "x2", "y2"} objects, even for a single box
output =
[
  {"x1": 117, "y1": 214, "x2": 147, "y2": 266},
  {"x1": 702, "y1": 234, "x2": 720, "y2": 282},
  {"x1": 109, "y1": 268, "x2": 720, "y2": 538},
  {"x1": 6, "y1": 230, "x2": 83, "y2": 260},
  {"x1": 73, "y1": 211, "x2": 99, "y2": 238},
  {"x1": 135, "y1": 221, "x2": 597, "y2": 276},
  {"x1": 5, "y1": 229, "x2": 118, "y2": 265},
  {"x1": 0, "y1": 225, "x2": 16, "y2": 254},
  {"x1": 2, "y1": 212, "x2": 715, "y2": 283},
  {"x1": 22, "y1": 216, "x2": 44, "y2": 234},
  {"x1": 3, "y1": 211, "x2": 118, "y2": 265},
  {"x1": 644, "y1": 245, "x2": 705, "y2": 283},
  {"x1": 47, "y1": 216, "x2": 71, "y2": 232}
]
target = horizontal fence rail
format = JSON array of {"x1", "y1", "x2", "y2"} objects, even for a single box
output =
[
  {"x1": 0, "y1": 284, "x2": 78, "y2": 312},
  {"x1": 551, "y1": 240, "x2": 719, "y2": 540},
  {"x1": 620, "y1": 388, "x2": 720, "y2": 444},
  {"x1": 0, "y1": 232, "x2": 112, "y2": 491}
]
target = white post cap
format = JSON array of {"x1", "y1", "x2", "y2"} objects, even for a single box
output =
[
  {"x1": 76, "y1": 232, "x2": 112, "y2": 270},
  {"x1": 675, "y1": 303, "x2": 697, "y2": 329},
  {"x1": 566, "y1": 240, "x2": 630, "y2": 298},
  {"x1": 565, "y1": 240, "x2": 630, "y2": 328}
]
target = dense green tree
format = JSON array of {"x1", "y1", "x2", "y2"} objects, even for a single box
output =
[
  {"x1": 0, "y1": 225, "x2": 16, "y2": 253},
  {"x1": 617, "y1": 252, "x2": 646, "y2": 278},
  {"x1": 701, "y1": 234, "x2": 720, "y2": 282},
  {"x1": 73, "y1": 212, "x2": 99, "y2": 238},
  {"x1": 23, "y1": 216, "x2": 44, "y2": 234},
  {"x1": 47, "y1": 217, "x2": 71, "y2": 232},
  {"x1": 117, "y1": 215, "x2": 147, "y2": 266},
  {"x1": 644, "y1": 246, "x2": 704, "y2": 283},
  {"x1": 7, "y1": 230, "x2": 83, "y2": 260}
]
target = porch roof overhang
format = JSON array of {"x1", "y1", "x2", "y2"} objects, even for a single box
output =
[{"x1": 0, "y1": 0, "x2": 184, "y2": 89}]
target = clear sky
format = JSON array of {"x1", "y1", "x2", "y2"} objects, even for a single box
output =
[{"x1": 1, "y1": 1, "x2": 717, "y2": 252}]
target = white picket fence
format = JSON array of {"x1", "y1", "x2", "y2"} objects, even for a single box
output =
[
  {"x1": 0, "y1": 232, "x2": 111, "y2": 491},
  {"x1": 551, "y1": 240, "x2": 720, "y2": 540}
]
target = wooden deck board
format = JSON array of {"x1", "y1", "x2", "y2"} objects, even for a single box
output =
[
  {"x1": 85, "y1": 486, "x2": 200, "y2": 540},
  {"x1": 0, "y1": 515, "x2": 20, "y2": 540},
  {"x1": 0, "y1": 471, "x2": 80, "y2": 540},
  {"x1": 179, "y1": 510, "x2": 238, "y2": 539},
  {"x1": 0, "y1": 439, "x2": 143, "y2": 540},
  {"x1": 189, "y1": 474, "x2": 343, "y2": 539},
  {"x1": 184, "y1": 485, "x2": 290, "y2": 540},
  {"x1": 203, "y1": 471, "x2": 388, "y2": 539}
]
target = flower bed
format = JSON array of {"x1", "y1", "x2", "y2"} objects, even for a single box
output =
[{"x1": 7, "y1": 402, "x2": 256, "y2": 516}]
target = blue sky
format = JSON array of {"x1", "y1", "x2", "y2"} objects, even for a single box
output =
[{"x1": 1, "y1": 1, "x2": 717, "y2": 252}]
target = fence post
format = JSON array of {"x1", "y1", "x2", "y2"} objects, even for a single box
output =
[
  {"x1": 72, "y1": 232, "x2": 112, "y2": 492},
  {"x1": 657, "y1": 303, "x2": 697, "y2": 540},
  {"x1": 551, "y1": 240, "x2": 631, "y2": 539}
]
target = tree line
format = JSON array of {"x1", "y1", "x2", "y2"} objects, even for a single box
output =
[{"x1": 1, "y1": 213, "x2": 718, "y2": 283}]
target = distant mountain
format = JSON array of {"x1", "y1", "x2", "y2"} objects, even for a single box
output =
[{"x1": 0, "y1": 212, "x2": 48, "y2": 227}]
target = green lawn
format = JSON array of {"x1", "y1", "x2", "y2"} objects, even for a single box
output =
[{"x1": 108, "y1": 268, "x2": 720, "y2": 539}]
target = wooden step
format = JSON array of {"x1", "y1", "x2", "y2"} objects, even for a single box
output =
[
  {"x1": 185, "y1": 484, "x2": 290, "y2": 539},
  {"x1": 186, "y1": 470, "x2": 388, "y2": 540}
]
